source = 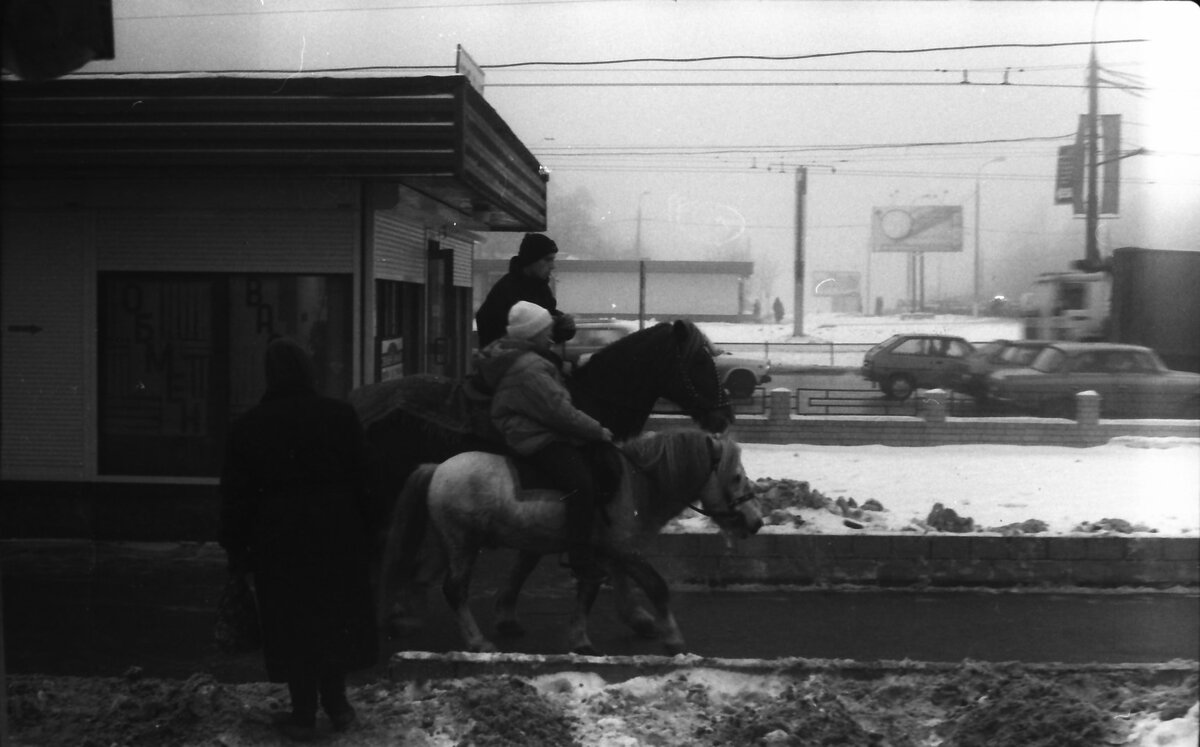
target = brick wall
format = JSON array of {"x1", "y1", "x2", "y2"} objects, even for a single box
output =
[{"x1": 645, "y1": 533, "x2": 1200, "y2": 588}]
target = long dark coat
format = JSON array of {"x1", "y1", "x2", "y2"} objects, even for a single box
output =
[
  {"x1": 474, "y1": 260, "x2": 565, "y2": 348},
  {"x1": 219, "y1": 343, "x2": 377, "y2": 682}
]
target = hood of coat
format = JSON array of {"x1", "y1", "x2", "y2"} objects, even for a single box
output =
[
  {"x1": 264, "y1": 338, "x2": 317, "y2": 398},
  {"x1": 476, "y1": 337, "x2": 561, "y2": 390}
]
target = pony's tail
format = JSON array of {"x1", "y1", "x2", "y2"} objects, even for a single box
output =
[{"x1": 378, "y1": 463, "x2": 439, "y2": 632}]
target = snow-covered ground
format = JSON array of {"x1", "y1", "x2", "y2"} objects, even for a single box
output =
[
  {"x1": 684, "y1": 315, "x2": 1199, "y2": 537},
  {"x1": 731, "y1": 437, "x2": 1199, "y2": 537}
]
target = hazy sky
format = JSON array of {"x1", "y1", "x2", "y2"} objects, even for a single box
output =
[{"x1": 85, "y1": 0, "x2": 1200, "y2": 310}]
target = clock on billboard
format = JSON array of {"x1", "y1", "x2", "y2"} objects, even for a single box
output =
[{"x1": 880, "y1": 209, "x2": 913, "y2": 240}]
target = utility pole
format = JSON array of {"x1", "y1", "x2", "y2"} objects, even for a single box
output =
[
  {"x1": 1084, "y1": 48, "x2": 1101, "y2": 268},
  {"x1": 793, "y1": 166, "x2": 807, "y2": 338}
]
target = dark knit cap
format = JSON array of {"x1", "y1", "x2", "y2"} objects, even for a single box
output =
[{"x1": 512, "y1": 233, "x2": 558, "y2": 269}]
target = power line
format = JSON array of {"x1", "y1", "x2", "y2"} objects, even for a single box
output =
[
  {"x1": 535, "y1": 132, "x2": 1078, "y2": 157},
  {"x1": 485, "y1": 39, "x2": 1146, "y2": 68},
  {"x1": 487, "y1": 81, "x2": 1148, "y2": 90}
]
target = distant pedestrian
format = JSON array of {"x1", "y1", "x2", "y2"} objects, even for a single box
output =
[
  {"x1": 773, "y1": 297, "x2": 785, "y2": 323},
  {"x1": 752, "y1": 299, "x2": 762, "y2": 321},
  {"x1": 475, "y1": 233, "x2": 576, "y2": 348},
  {"x1": 220, "y1": 338, "x2": 377, "y2": 742}
]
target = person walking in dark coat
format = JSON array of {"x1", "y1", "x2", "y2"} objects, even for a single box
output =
[
  {"x1": 220, "y1": 338, "x2": 377, "y2": 742},
  {"x1": 475, "y1": 233, "x2": 577, "y2": 348}
]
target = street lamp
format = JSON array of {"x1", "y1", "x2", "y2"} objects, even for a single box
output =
[{"x1": 974, "y1": 157, "x2": 1006, "y2": 310}]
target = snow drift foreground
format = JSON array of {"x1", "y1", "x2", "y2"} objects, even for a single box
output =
[{"x1": 8, "y1": 660, "x2": 1198, "y2": 746}]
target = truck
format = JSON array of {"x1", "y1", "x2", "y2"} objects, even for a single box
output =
[{"x1": 1021, "y1": 247, "x2": 1200, "y2": 373}]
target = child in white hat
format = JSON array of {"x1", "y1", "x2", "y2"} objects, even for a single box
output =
[{"x1": 474, "y1": 301, "x2": 613, "y2": 583}]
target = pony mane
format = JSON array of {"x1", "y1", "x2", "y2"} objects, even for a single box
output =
[
  {"x1": 621, "y1": 430, "x2": 717, "y2": 502},
  {"x1": 584, "y1": 319, "x2": 714, "y2": 368}
]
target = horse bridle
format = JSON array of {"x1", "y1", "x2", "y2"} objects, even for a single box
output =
[{"x1": 687, "y1": 437, "x2": 756, "y2": 523}]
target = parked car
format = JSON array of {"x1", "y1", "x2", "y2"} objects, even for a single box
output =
[
  {"x1": 960, "y1": 339, "x2": 1055, "y2": 400},
  {"x1": 984, "y1": 342, "x2": 1200, "y2": 419},
  {"x1": 860, "y1": 333, "x2": 976, "y2": 400},
  {"x1": 561, "y1": 320, "x2": 771, "y2": 399}
]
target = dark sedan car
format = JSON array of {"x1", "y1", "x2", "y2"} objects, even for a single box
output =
[
  {"x1": 984, "y1": 342, "x2": 1200, "y2": 419},
  {"x1": 960, "y1": 339, "x2": 1055, "y2": 400}
]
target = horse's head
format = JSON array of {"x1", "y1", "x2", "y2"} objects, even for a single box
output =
[
  {"x1": 658, "y1": 320, "x2": 735, "y2": 433},
  {"x1": 695, "y1": 434, "x2": 763, "y2": 540},
  {"x1": 571, "y1": 319, "x2": 733, "y2": 438}
]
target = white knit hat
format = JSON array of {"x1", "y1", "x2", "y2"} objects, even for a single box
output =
[{"x1": 506, "y1": 301, "x2": 554, "y2": 340}]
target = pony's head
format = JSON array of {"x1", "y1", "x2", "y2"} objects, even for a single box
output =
[{"x1": 695, "y1": 433, "x2": 763, "y2": 540}]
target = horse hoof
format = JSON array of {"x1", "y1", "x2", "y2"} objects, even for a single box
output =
[
  {"x1": 495, "y1": 620, "x2": 526, "y2": 638},
  {"x1": 572, "y1": 644, "x2": 600, "y2": 656}
]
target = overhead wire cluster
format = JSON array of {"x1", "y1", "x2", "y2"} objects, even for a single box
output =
[{"x1": 469, "y1": 39, "x2": 1153, "y2": 181}]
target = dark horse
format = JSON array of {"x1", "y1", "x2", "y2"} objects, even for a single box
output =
[{"x1": 347, "y1": 320, "x2": 733, "y2": 622}]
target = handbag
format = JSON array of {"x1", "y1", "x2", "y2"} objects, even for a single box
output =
[{"x1": 213, "y1": 571, "x2": 261, "y2": 653}]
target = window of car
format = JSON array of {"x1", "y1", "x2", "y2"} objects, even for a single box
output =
[
  {"x1": 977, "y1": 341, "x2": 1005, "y2": 359},
  {"x1": 945, "y1": 340, "x2": 972, "y2": 358},
  {"x1": 1003, "y1": 346, "x2": 1042, "y2": 365},
  {"x1": 1070, "y1": 353, "x2": 1107, "y2": 373},
  {"x1": 891, "y1": 337, "x2": 927, "y2": 355},
  {"x1": 1031, "y1": 347, "x2": 1067, "y2": 373}
]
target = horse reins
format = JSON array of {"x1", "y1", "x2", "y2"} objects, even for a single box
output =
[{"x1": 686, "y1": 437, "x2": 756, "y2": 522}]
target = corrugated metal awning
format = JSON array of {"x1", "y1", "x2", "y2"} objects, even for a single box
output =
[{"x1": 1, "y1": 74, "x2": 546, "y2": 231}]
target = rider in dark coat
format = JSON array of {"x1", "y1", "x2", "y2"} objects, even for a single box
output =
[
  {"x1": 219, "y1": 337, "x2": 377, "y2": 740},
  {"x1": 474, "y1": 233, "x2": 577, "y2": 348}
]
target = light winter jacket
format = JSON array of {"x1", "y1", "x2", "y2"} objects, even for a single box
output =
[{"x1": 476, "y1": 337, "x2": 608, "y2": 456}]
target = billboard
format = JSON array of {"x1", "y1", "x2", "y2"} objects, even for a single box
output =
[{"x1": 870, "y1": 205, "x2": 963, "y2": 252}]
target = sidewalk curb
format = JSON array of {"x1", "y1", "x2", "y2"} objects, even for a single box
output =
[{"x1": 387, "y1": 650, "x2": 1200, "y2": 685}]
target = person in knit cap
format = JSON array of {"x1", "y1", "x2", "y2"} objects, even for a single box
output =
[
  {"x1": 474, "y1": 233, "x2": 576, "y2": 348},
  {"x1": 474, "y1": 301, "x2": 613, "y2": 584}
]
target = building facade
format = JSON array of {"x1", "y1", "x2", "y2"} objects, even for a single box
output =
[
  {"x1": 473, "y1": 259, "x2": 754, "y2": 322},
  {"x1": 1, "y1": 74, "x2": 546, "y2": 538}
]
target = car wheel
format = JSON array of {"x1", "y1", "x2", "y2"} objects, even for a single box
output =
[
  {"x1": 883, "y1": 373, "x2": 915, "y2": 400},
  {"x1": 724, "y1": 370, "x2": 758, "y2": 399}
]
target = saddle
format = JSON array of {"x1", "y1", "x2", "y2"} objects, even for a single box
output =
[{"x1": 505, "y1": 444, "x2": 624, "y2": 510}]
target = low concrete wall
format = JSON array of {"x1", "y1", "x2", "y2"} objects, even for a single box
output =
[
  {"x1": 645, "y1": 533, "x2": 1200, "y2": 589},
  {"x1": 649, "y1": 389, "x2": 1200, "y2": 447}
]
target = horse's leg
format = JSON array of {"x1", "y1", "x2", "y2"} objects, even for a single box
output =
[
  {"x1": 440, "y1": 542, "x2": 497, "y2": 653},
  {"x1": 610, "y1": 570, "x2": 658, "y2": 639},
  {"x1": 616, "y1": 553, "x2": 686, "y2": 654},
  {"x1": 493, "y1": 550, "x2": 542, "y2": 638},
  {"x1": 564, "y1": 577, "x2": 604, "y2": 655}
]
